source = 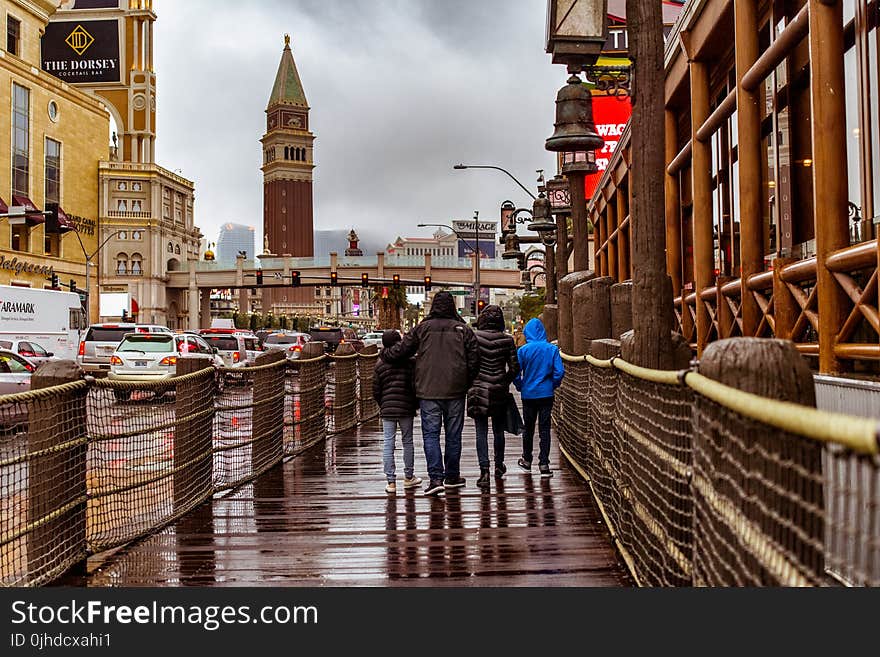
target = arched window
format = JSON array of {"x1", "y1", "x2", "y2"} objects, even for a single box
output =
[
  {"x1": 174, "y1": 244, "x2": 181, "y2": 255},
  {"x1": 284, "y1": 146, "x2": 289, "y2": 160},
  {"x1": 166, "y1": 258, "x2": 181, "y2": 272},
  {"x1": 130, "y1": 253, "x2": 143, "y2": 276},
  {"x1": 117, "y1": 199, "x2": 127, "y2": 212},
  {"x1": 167, "y1": 242, "x2": 173, "y2": 253},
  {"x1": 116, "y1": 253, "x2": 128, "y2": 275},
  {"x1": 295, "y1": 148, "x2": 300, "y2": 161}
]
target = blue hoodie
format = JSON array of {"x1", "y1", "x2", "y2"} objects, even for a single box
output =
[{"x1": 513, "y1": 318, "x2": 564, "y2": 400}]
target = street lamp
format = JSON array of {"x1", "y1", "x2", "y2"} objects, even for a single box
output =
[
  {"x1": 453, "y1": 164, "x2": 537, "y2": 201},
  {"x1": 418, "y1": 214, "x2": 487, "y2": 315}
]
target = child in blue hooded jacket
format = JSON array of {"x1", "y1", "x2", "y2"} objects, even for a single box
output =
[{"x1": 513, "y1": 317, "x2": 564, "y2": 477}]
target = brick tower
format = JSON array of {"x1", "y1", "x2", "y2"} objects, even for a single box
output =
[{"x1": 261, "y1": 34, "x2": 315, "y2": 309}]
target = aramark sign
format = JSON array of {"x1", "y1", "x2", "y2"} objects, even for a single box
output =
[{"x1": 41, "y1": 19, "x2": 121, "y2": 83}]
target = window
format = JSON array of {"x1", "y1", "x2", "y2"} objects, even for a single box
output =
[
  {"x1": 45, "y1": 138, "x2": 61, "y2": 205},
  {"x1": 174, "y1": 244, "x2": 180, "y2": 255},
  {"x1": 132, "y1": 230, "x2": 141, "y2": 240},
  {"x1": 132, "y1": 182, "x2": 142, "y2": 192},
  {"x1": 130, "y1": 253, "x2": 143, "y2": 275},
  {"x1": 168, "y1": 242, "x2": 173, "y2": 253},
  {"x1": 117, "y1": 181, "x2": 127, "y2": 191},
  {"x1": 118, "y1": 231, "x2": 128, "y2": 240},
  {"x1": 117, "y1": 199, "x2": 127, "y2": 212},
  {"x1": 132, "y1": 200, "x2": 142, "y2": 212},
  {"x1": 12, "y1": 83, "x2": 29, "y2": 197},
  {"x1": 11, "y1": 225, "x2": 28, "y2": 252},
  {"x1": 7, "y1": 15, "x2": 20, "y2": 56},
  {"x1": 47, "y1": 100, "x2": 58, "y2": 122},
  {"x1": 116, "y1": 253, "x2": 128, "y2": 275}
]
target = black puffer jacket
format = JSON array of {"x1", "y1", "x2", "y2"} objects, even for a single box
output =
[
  {"x1": 383, "y1": 291, "x2": 480, "y2": 400},
  {"x1": 467, "y1": 305, "x2": 519, "y2": 417},
  {"x1": 372, "y1": 330, "x2": 418, "y2": 418}
]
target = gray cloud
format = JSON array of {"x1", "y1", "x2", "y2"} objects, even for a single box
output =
[{"x1": 153, "y1": 0, "x2": 564, "y2": 252}]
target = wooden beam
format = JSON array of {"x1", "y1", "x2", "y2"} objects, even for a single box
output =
[
  {"x1": 690, "y1": 59, "x2": 714, "y2": 356},
  {"x1": 608, "y1": 201, "x2": 618, "y2": 282},
  {"x1": 695, "y1": 88, "x2": 736, "y2": 143},
  {"x1": 667, "y1": 140, "x2": 692, "y2": 176},
  {"x1": 734, "y1": 0, "x2": 765, "y2": 338},
  {"x1": 809, "y1": 0, "x2": 850, "y2": 374},
  {"x1": 665, "y1": 109, "x2": 683, "y2": 296},
  {"x1": 618, "y1": 197, "x2": 630, "y2": 283},
  {"x1": 742, "y1": 4, "x2": 810, "y2": 92}
]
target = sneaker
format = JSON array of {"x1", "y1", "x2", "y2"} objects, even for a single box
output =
[
  {"x1": 494, "y1": 463, "x2": 507, "y2": 479},
  {"x1": 424, "y1": 479, "x2": 444, "y2": 496},
  {"x1": 385, "y1": 481, "x2": 396, "y2": 494},
  {"x1": 443, "y1": 476, "x2": 466, "y2": 489},
  {"x1": 539, "y1": 464, "x2": 553, "y2": 478},
  {"x1": 476, "y1": 469, "x2": 491, "y2": 489},
  {"x1": 517, "y1": 457, "x2": 532, "y2": 472},
  {"x1": 403, "y1": 476, "x2": 423, "y2": 489}
]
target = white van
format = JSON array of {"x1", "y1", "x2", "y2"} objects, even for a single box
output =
[{"x1": 0, "y1": 285, "x2": 86, "y2": 361}]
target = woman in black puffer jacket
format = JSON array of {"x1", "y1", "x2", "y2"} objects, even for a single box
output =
[{"x1": 466, "y1": 304, "x2": 519, "y2": 488}]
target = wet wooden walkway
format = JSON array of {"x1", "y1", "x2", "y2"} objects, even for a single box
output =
[{"x1": 64, "y1": 417, "x2": 631, "y2": 586}]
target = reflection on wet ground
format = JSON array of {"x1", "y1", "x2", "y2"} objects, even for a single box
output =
[{"x1": 62, "y1": 417, "x2": 631, "y2": 586}]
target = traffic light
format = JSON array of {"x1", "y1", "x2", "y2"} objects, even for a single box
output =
[
  {"x1": 121, "y1": 309, "x2": 129, "y2": 321},
  {"x1": 290, "y1": 271, "x2": 301, "y2": 287},
  {"x1": 392, "y1": 274, "x2": 400, "y2": 289},
  {"x1": 477, "y1": 299, "x2": 486, "y2": 313},
  {"x1": 256, "y1": 270, "x2": 263, "y2": 286},
  {"x1": 470, "y1": 301, "x2": 476, "y2": 314},
  {"x1": 361, "y1": 273, "x2": 369, "y2": 287},
  {"x1": 44, "y1": 203, "x2": 74, "y2": 234},
  {"x1": 330, "y1": 271, "x2": 338, "y2": 286},
  {"x1": 69, "y1": 279, "x2": 77, "y2": 294},
  {"x1": 49, "y1": 273, "x2": 59, "y2": 289},
  {"x1": 424, "y1": 275, "x2": 432, "y2": 291}
]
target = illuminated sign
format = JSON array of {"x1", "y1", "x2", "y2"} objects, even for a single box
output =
[
  {"x1": 585, "y1": 95, "x2": 633, "y2": 199},
  {"x1": 41, "y1": 20, "x2": 121, "y2": 83}
]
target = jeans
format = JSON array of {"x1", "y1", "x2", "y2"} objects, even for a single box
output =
[
  {"x1": 420, "y1": 398, "x2": 465, "y2": 482},
  {"x1": 522, "y1": 397, "x2": 553, "y2": 466},
  {"x1": 474, "y1": 412, "x2": 506, "y2": 469},
  {"x1": 383, "y1": 417, "x2": 415, "y2": 481}
]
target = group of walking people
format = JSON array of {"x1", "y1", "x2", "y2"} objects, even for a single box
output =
[{"x1": 372, "y1": 291, "x2": 564, "y2": 497}]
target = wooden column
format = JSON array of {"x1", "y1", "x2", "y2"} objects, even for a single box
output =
[
  {"x1": 556, "y1": 212, "x2": 569, "y2": 284},
  {"x1": 607, "y1": 199, "x2": 618, "y2": 282},
  {"x1": 809, "y1": 0, "x2": 849, "y2": 374},
  {"x1": 617, "y1": 187, "x2": 629, "y2": 281},
  {"x1": 735, "y1": 0, "x2": 765, "y2": 337},
  {"x1": 665, "y1": 111, "x2": 683, "y2": 296},
  {"x1": 690, "y1": 60, "x2": 715, "y2": 356},
  {"x1": 772, "y1": 257, "x2": 799, "y2": 339},
  {"x1": 570, "y1": 171, "x2": 590, "y2": 272}
]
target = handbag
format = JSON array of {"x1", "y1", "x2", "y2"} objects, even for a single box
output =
[{"x1": 504, "y1": 394, "x2": 524, "y2": 436}]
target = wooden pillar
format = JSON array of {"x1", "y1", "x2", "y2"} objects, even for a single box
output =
[
  {"x1": 772, "y1": 257, "x2": 799, "y2": 339},
  {"x1": 617, "y1": 188, "x2": 629, "y2": 282},
  {"x1": 735, "y1": 0, "x2": 765, "y2": 337},
  {"x1": 716, "y1": 276, "x2": 735, "y2": 338},
  {"x1": 664, "y1": 110, "x2": 683, "y2": 296},
  {"x1": 570, "y1": 171, "x2": 590, "y2": 272},
  {"x1": 607, "y1": 200, "x2": 618, "y2": 282},
  {"x1": 809, "y1": 0, "x2": 850, "y2": 374},
  {"x1": 556, "y1": 212, "x2": 569, "y2": 283},
  {"x1": 690, "y1": 60, "x2": 715, "y2": 356}
]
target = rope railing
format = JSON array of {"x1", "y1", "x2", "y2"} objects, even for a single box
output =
[
  {"x1": 555, "y1": 350, "x2": 880, "y2": 587},
  {"x1": 0, "y1": 351, "x2": 380, "y2": 587}
]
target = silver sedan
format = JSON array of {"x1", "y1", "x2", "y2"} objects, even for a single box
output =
[{"x1": 0, "y1": 339, "x2": 57, "y2": 367}]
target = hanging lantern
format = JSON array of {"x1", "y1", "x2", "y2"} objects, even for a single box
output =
[
  {"x1": 502, "y1": 232, "x2": 522, "y2": 260},
  {"x1": 545, "y1": 73, "x2": 604, "y2": 171},
  {"x1": 528, "y1": 192, "x2": 556, "y2": 233},
  {"x1": 545, "y1": 0, "x2": 608, "y2": 68}
]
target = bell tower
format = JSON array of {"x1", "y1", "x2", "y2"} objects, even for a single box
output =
[{"x1": 261, "y1": 34, "x2": 315, "y2": 262}]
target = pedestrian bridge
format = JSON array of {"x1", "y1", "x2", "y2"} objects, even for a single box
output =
[{"x1": 1, "y1": 341, "x2": 878, "y2": 587}]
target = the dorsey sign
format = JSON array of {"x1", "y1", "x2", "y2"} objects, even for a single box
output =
[{"x1": 41, "y1": 20, "x2": 121, "y2": 83}]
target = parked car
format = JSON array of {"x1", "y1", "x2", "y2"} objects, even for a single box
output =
[
  {"x1": 308, "y1": 327, "x2": 364, "y2": 354},
  {"x1": 262, "y1": 332, "x2": 312, "y2": 359},
  {"x1": 361, "y1": 332, "x2": 384, "y2": 349},
  {"x1": 108, "y1": 332, "x2": 222, "y2": 400},
  {"x1": 255, "y1": 330, "x2": 273, "y2": 348},
  {"x1": 198, "y1": 329, "x2": 261, "y2": 367},
  {"x1": 0, "y1": 349, "x2": 35, "y2": 394},
  {"x1": 0, "y1": 339, "x2": 57, "y2": 367},
  {"x1": 77, "y1": 323, "x2": 172, "y2": 376}
]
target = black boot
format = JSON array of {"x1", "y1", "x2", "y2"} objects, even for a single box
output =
[{"x1": 476, "y1": 468, "x2": 491, "y2": 489}]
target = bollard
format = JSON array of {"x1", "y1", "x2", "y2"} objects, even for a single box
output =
[
  {"x1": 174, "y1": 356, "x2": 214, "y2": 513},
  {"x1": 252, "y1": 349, "x2": 286, "y2": 475},
  {"x1": 610, "y1": 281, "x2": 633, "y2": 339},
  {"x1": 542, "y1": 304, "x2": 559, "y2": 343},
  {"x1": 572, "y1": 276, "x2": 614, "y2": 356},
  {"x1": 27, "y1": 360, "x2": 87, "y2": 582},
  {"x1": 558, "y1": 271, "x2": 596, "y2": 354},
  {"x1": 590, "y1": 338, "x2": 622, "y2": 360}
]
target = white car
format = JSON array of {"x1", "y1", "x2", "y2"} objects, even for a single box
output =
[
  {"x1": 198, "y1": 329, "x2": 261, "y2": 367},
  {"x1": 0, "y1": 349, "x2": 35, "y2": 394},
  {"x1": 0, "y1": 339, "x2": 58, "y2": 367},
  {"x1": 361, "y1": 332, "x2": 384, "y2": 349}
]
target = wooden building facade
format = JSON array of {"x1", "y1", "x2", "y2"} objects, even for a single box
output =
[{"x1": 589, "y1": 0, "x2": 879, "y2": 375}]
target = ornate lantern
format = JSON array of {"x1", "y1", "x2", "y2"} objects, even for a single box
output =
[
  {"x1": 545, "y1": 0, "x2": 609, "y2": 69},
  {"x1": 502, "y1": 231, "x2": 522, "y2": 260},
  {"x1": 527, "y1": 192, "x2": 556, "y2": 234},
  {"x1": 545, "y1": 74, "x2": 604, "y2": 172}
]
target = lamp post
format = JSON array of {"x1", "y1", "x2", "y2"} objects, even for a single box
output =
[
  {"x1": 453, "y1": 164, "x2": 537, "y2": 201},
  {"x1": 71, "y1": 228, "x2": 125, "y2": 325},
  {"x1": 418, "y1": 216, "x2": 485, "y2": 315}
]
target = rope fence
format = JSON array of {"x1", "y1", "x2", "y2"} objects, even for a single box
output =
[
  {"x1": 555, "y1": 352, "x2": 880, "y2": 587},
  {"x1": 0, "y1": 350, "x2": 379, "y2": 587}
]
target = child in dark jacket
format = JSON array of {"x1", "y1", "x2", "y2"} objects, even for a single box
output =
[
  {"x1": 372, "y1": 330, "x2": 422, "y2": 493},
  {"x1": 513, "y1": 318, "x2": 564, "y2": 478}
]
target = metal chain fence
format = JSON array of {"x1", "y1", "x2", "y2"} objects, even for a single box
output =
[
  {"x1": 0, "y1": 352, "x2": 379, "y2": 587},
  {"x1": 555, "y1": 354, "x2": 880, "y2": 587}
]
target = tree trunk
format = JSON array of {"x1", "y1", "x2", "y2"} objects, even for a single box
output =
[{"x1": 627, "y1": 0, "x2": 676, "y2": 369}]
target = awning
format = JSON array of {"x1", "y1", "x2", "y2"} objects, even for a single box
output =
[
  {"x1": 11, "y1": 195, "x2": 44, "y2": 226},
  {"x1": 44, "y1": 203, "x2": 76, "y2": 234},
  {"x1": 0, "y1": 196, "x2": 7, "y2": 214},
  {"x1": 131, "y1": 298, "x2": 139, "y2": 315}
]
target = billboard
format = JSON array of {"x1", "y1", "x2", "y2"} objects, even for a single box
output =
[
  {"x1": 585, "y1": 95, "x2": 633, "y2": 200},
  {"x1": 41, "y1": 19, "x2": 121, "y2": 83},
  {"x1": 457, "y1": 240, "x2": 496, "y2": 259}
]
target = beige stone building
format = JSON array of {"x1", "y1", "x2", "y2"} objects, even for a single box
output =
[{"x1": 1, "y1": 0, "x2": 108, "y2": 319}]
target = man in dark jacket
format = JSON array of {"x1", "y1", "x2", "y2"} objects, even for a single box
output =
[
  {"x1": 514, "y1": 317, "x2": 564, "y2": 478},
  {"x1": 373, "y1": 330, "x2": 421, "y2": 494},
  {"x1": 384, "y1": 291, "x2": 480, "y2": 496},
  {"x1": 466, "y1": 304, "x2": 519, "y2": 489}
]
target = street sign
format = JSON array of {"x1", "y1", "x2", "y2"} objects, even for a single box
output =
[{"x1": 448, "y1": 290, "x2": 469, "y2": 296}]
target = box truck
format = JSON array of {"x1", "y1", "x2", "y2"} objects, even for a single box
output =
[{"x1": 0, "y1": 285, "x2": 86, "y2": 360}]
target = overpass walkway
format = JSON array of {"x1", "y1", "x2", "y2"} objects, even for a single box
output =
[{"x1": 63, "y1": 416, "x2": 630, "y2": 587}]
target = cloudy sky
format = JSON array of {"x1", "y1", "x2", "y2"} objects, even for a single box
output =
[{"x1": 152, "y1": 0, "x2": 562, "y2": 253}]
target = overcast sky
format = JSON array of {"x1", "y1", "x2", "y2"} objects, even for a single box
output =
[{"x1": 152, "y1": 0, "x2": 562, "y2": 253}]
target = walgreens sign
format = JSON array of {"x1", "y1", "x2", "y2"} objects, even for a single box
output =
[{"x1": 585, "y1": 95, "x2": 632, "y2": 200}]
